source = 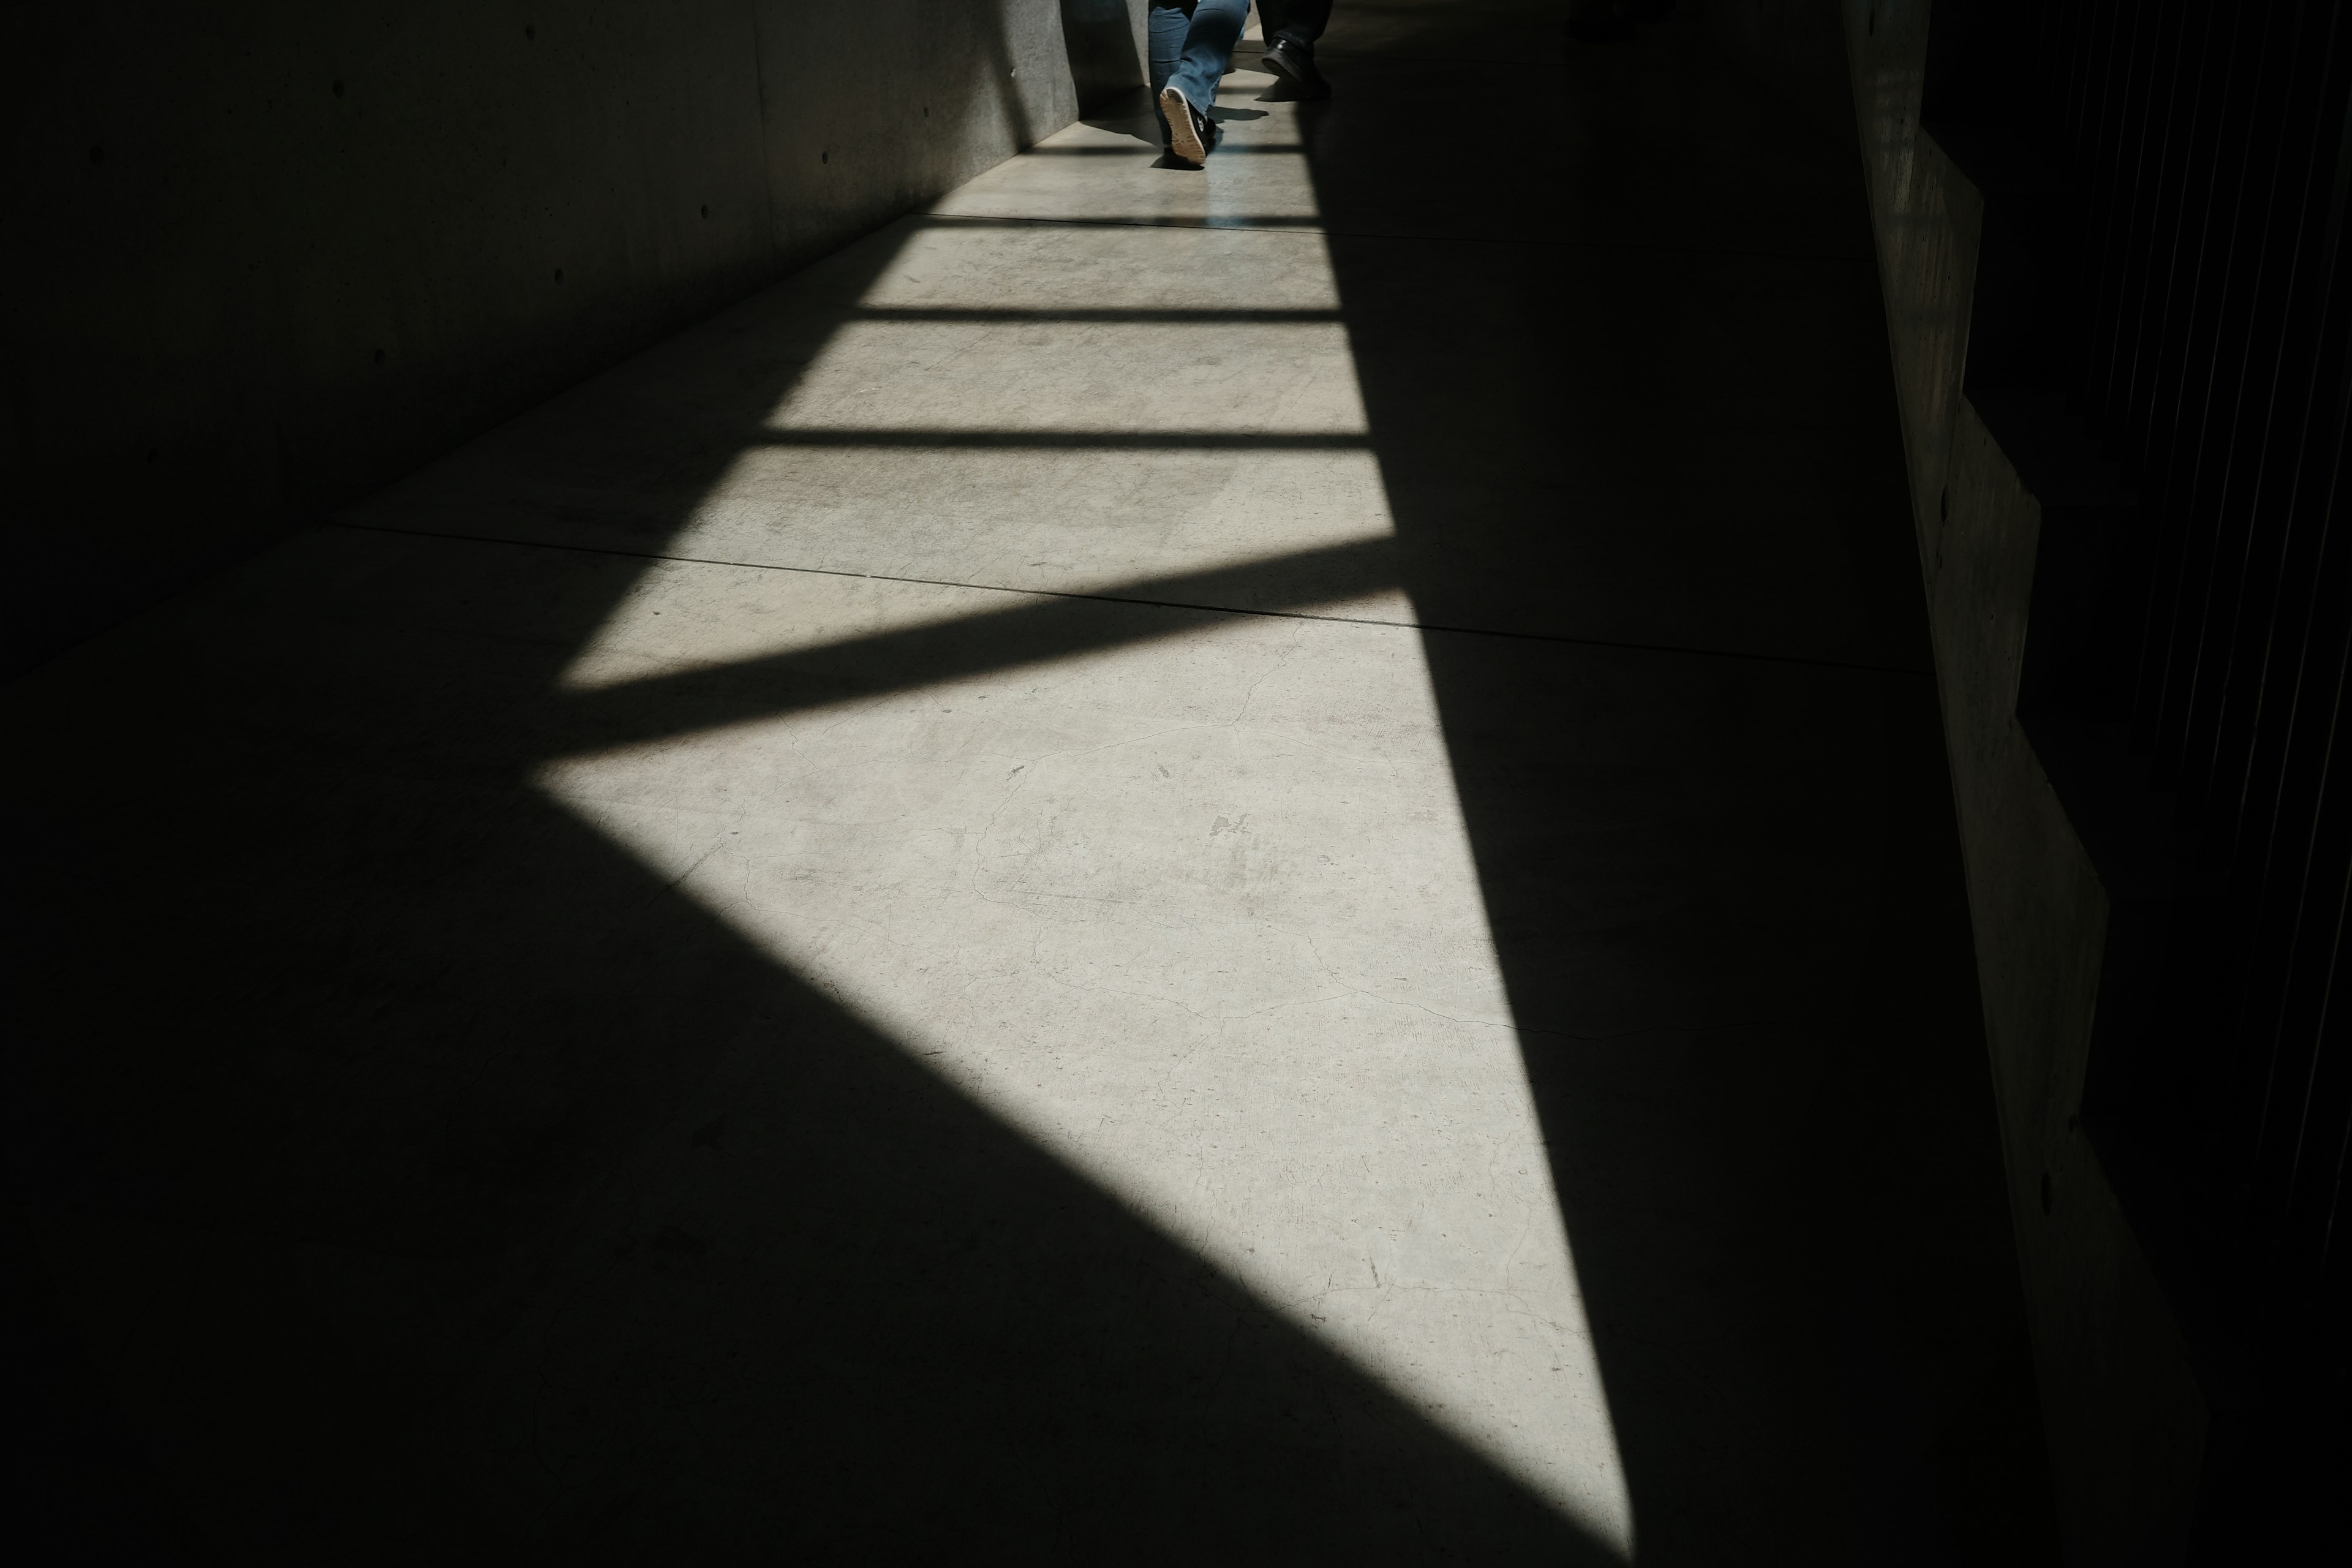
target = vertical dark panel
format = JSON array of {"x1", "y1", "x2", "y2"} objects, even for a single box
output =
[
  {"x1": 2133, "y1": 6, "x2": 2260, "y2": 761},
  {"x1": 2117, "y1": 1, "x2": 2198, "y2": 462},
  {"x1": 1939, "y1": 0, "x2": 2352, "y2": 1545},
  {"x1": 2204, "y1": 15, "x2": 2345, "y2": 877}
]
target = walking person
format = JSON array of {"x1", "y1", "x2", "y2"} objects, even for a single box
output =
[
  {"x1": 1152, "y1": 1, "x2": 1250, "y2": 167},
  {"x1": 1259, "y1": 1, "x2": 1333, "y2": 97}
]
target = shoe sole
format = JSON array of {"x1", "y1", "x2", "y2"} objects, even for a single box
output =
[{"x1": 1160, "y1": 86, "x2": 1207, "y2": 165}]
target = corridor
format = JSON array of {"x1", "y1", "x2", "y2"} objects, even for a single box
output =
[{"x1": 8, "y1": 5, "x2": 2034, "y2": 1561}]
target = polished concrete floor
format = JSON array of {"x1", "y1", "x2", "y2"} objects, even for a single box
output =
[{"x1": 6, "y1": 6, "x2": 2051, "y2": 1562}]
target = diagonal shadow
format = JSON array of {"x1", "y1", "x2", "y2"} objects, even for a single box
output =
[
  {"x1": 549, "y1": 536, "x2": 1400, "y2": 753},
  {"x1": 8, "y1": 699, "x2": 1608, "y2": 1559},
  {"x1": 1, "y1": 8, "x2": 1630, "y2": 1561},
  {"x1": 1273, "y1": 6, "x2": 2048, "y2": 1562}
]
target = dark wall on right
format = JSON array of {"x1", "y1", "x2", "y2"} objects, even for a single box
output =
[{"x1": 1826, "y1": 1, "x2": 2352, "y2": 1563}]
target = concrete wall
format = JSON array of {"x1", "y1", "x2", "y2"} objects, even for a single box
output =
[
  {"x1": 5, "y1": 2, "x2": 1118, "y2": 674},
  {"x1": 1833, "y1": 3, "x2": 2208, "y2": 1564},
  {"x1": 1692, "y1": 1, "x2": 2211, "y2": 1558}
]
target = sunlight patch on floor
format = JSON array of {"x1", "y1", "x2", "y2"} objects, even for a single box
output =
[
  {"x1": 538, "y1": 592, "x2": 1633, "y2": 1550},
  {"x1": 544, "y1": 107, "x2": 1632, "y2": 1544}
]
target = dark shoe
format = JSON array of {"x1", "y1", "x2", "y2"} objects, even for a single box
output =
[
  {"x1": 1160, "y1": 85, "x2": 1212, "y2": 165},
  {"x1": 1261, "y1": 39, "x2": 1331, "y2": 99}
]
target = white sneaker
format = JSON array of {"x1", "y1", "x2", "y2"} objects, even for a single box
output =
[{"x1": 1160, "y1": 85, "x2": 1209, "y2": 167}]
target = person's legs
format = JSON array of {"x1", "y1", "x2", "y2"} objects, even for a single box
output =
[
  {"x1": 1153, "y1": 0, "x2": 1246, "y2": 164},
  {"x1": 1163, "y1": 0, "x2": 1250, "y2": 113},
  {"x1": 1148, "y1": 0, "x2": 1189, "y2": 145},
  {"x1": 1257, "y1": 0, "x2": 1333, "y2": 97},
  {"x1": 1147, "y1": 1, "x2": 1189, "y2": 99},
  {"x1": 1261, "y1": 0, "x2": 1334, "y2": 50}
]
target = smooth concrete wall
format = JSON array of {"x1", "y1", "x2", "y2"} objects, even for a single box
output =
[
  {"x1": 1834, "y1": 2, "x2": 2207, "y2": 1564},
  {"x1": 5, "y1": 2, "x2": 1105, "y2": 675},
  {"x1": 1692, "y1": 1, "x2": 2211, "y2": 1558}
]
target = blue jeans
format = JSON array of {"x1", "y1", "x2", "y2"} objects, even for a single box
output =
[{"x1": 1149, "y1": 0, "x2": 1249, "y2": 143}]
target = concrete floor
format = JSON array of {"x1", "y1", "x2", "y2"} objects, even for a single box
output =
[{"x1": 6, "y1": 6, "x2": 2046, "y2": 1563}]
